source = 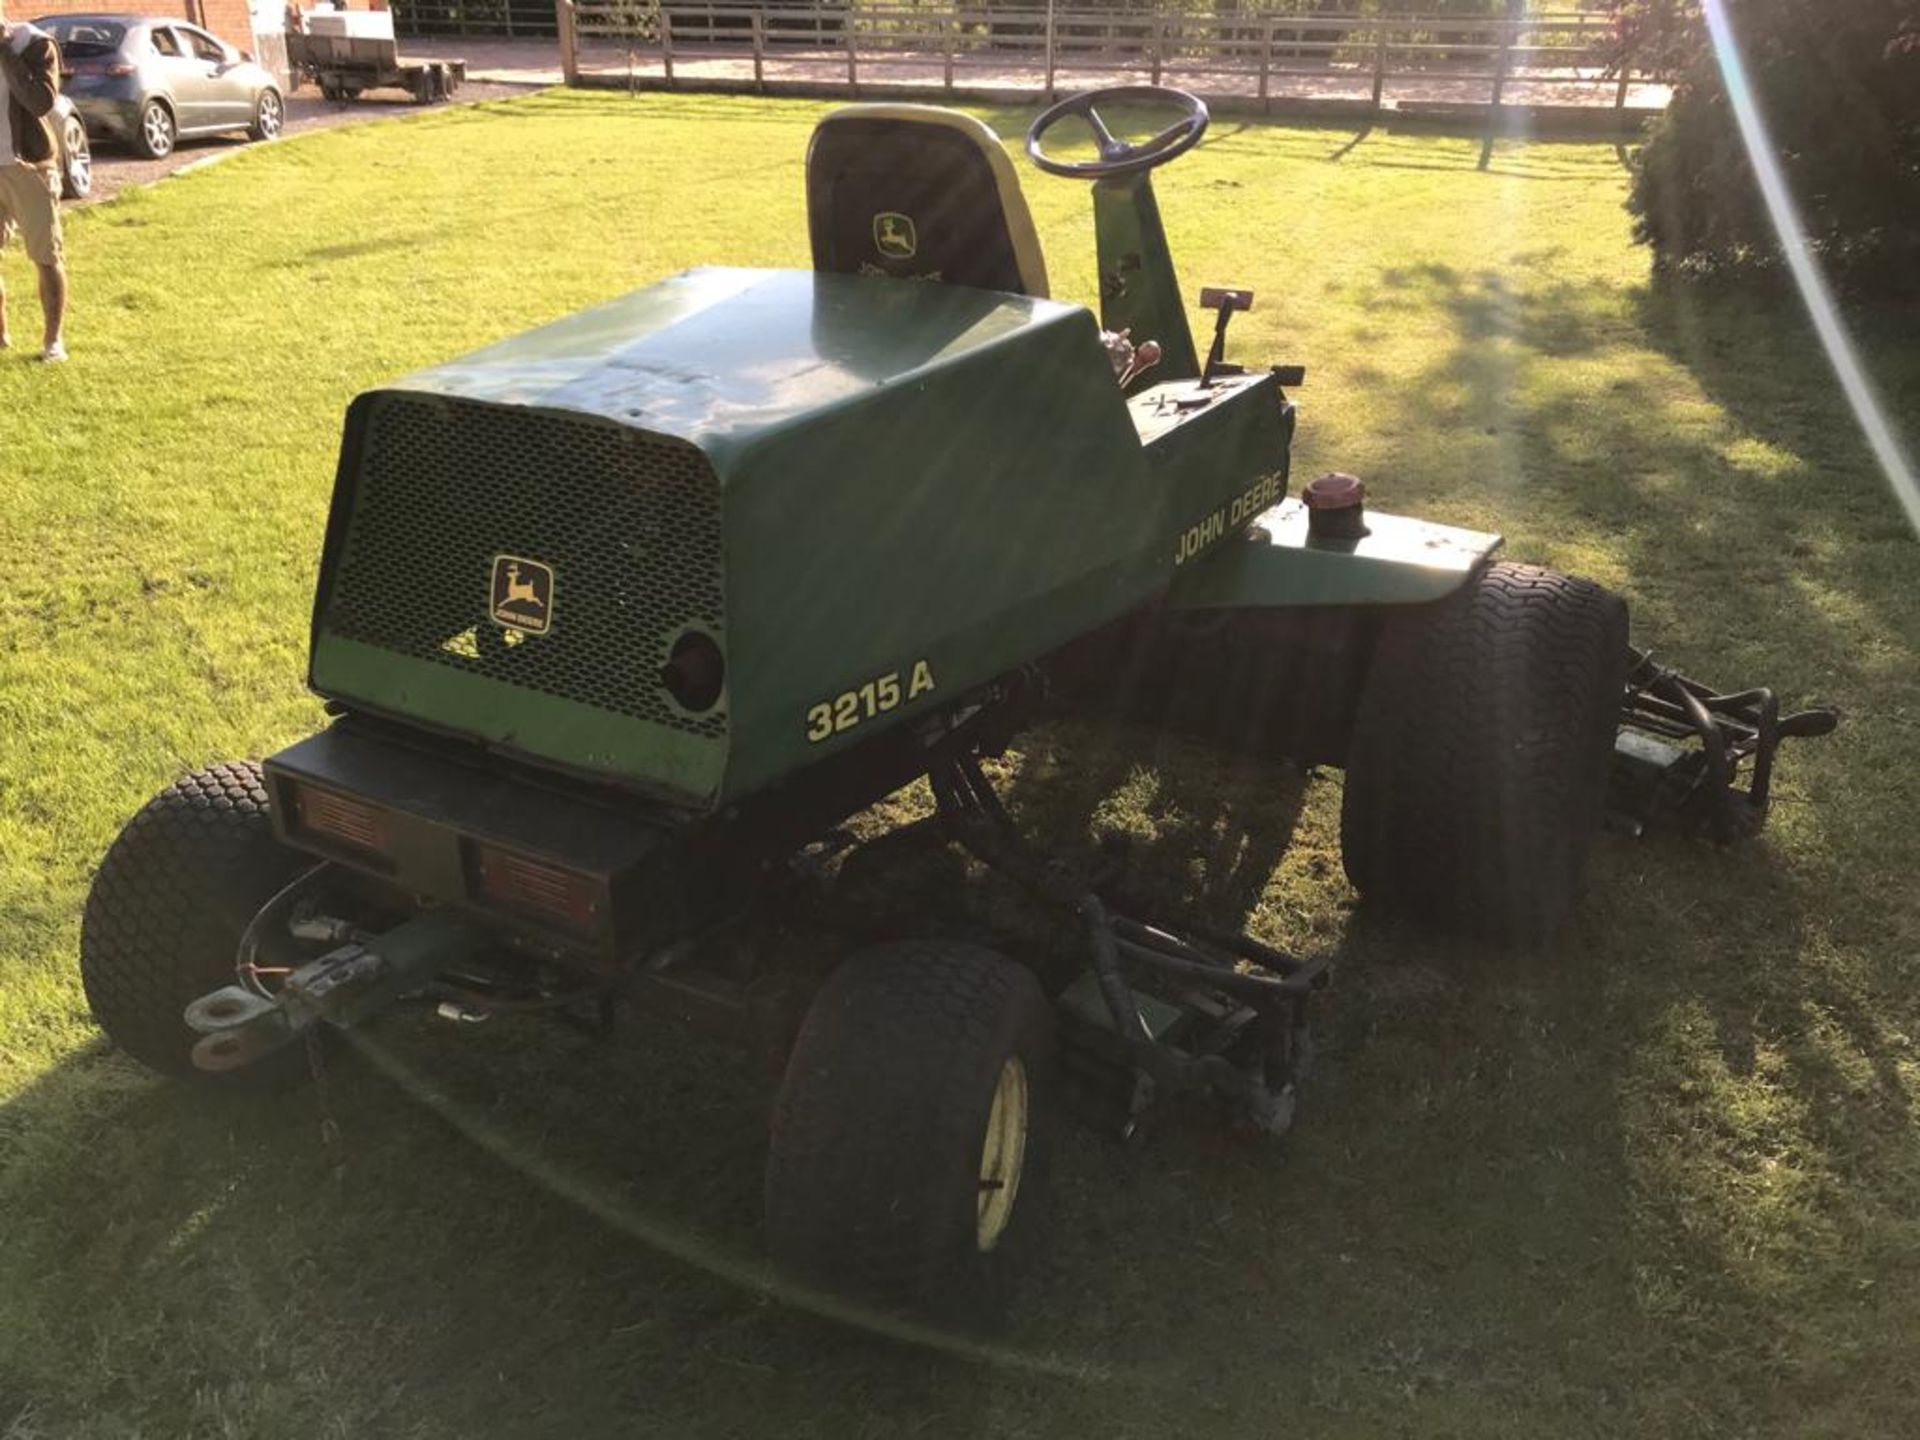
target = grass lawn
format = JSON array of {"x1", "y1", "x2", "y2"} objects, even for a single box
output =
[{"x1": 4, "y1": 88, "x2": 1920, "y2": 1438}]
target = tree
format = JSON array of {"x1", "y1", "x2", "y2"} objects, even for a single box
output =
[{"x1": 1614, "y1": 0, "x2": 1920, "y2": 293}]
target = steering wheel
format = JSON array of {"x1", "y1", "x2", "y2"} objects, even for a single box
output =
[{"x1": 1025, "y1": 85, "x2": 1210, "y2": 179}]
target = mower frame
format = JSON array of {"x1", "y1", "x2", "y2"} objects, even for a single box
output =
[{"x1": 81, "y1": 85, "x2": 1836, "y2": 1329}]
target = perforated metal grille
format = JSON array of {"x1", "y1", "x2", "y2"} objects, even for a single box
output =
[{"x1": 322, "y1": 394, "x2": 726, "y2": 737}]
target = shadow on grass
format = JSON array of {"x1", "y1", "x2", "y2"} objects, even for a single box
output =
[
  {"x1": 0, "y1": 1012, "x2": 1055, "y2": 1437},
  {"x1": 453, "y1": 91, "x2": 1623, "y2": 185},
  {"x1": 1326, "y1": 121, "x2": 1374, "y2": 162},
  {"x1": 1, "y1": 722, "x2": 1909, "y2": 1437},
  {"x1": 301, "y1": 233, "x2": 432, "y2": 265},
  {"x1": 6, "y1": 266, "x2": 1920, "y2": 1438},
  {"x1": 1336, "y1": 254, "x2": 1920, "y2": 1417},
  {"x1": 1345, "y1": 259, "x2": 1920, "y2": 658}
]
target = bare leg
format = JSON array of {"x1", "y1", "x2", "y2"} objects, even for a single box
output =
[
  {"x1": 0, "y1": 272, "x2": 10, "y2": 348},
  {"x1": 37, "y1": 260, "x2": 65, "y2": 351}
]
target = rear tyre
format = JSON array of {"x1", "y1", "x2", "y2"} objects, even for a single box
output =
[
  {"x1": 59, "y1": 113, "x2": 92, "y2": 200},
  {"x1": 80, "y1": 761, "x2": 309, "y2": 1080},
  {"x1": 133, "y1": 98, "x2": 175, "y2": 159},
  {"x1": 1340, "y1": 562, "x2": 1628, "y2": 947},
  {"x1": 248, "y1": 88, "x2": 284, "y2": 142},
  {"x1": 765, "y1": 941, "x2": 1058, "y2": 1329}
]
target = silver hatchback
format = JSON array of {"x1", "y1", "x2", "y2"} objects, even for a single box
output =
[{"x1": 36, "y1": 13, "x2": 283, "y2": 159}]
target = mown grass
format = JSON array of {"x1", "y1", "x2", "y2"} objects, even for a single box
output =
[{"x1": 3, "y1": 90, "x2": 1919, "y2": 1438}]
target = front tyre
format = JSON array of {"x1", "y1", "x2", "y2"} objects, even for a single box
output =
[
  {"x1": 1340, "y1": 562, "x2": 1628, "y2": 947},
  {"x1": 80, "y1": 762, "x2": 309, "y2": 1079},
  {"x1": 248, "y1": 88, "x2": 284, "y2": 142},
  {"x1": 765, "y1": 941, "x2": 1058, "y2": 1329}
]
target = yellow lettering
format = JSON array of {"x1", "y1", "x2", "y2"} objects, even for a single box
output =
[
  {"x1": 1176, "y1": 478, "x2": 1284, "y2": 567},
  {"x1": 805, "y1": 660, "x2": 937, "y2": 738}
]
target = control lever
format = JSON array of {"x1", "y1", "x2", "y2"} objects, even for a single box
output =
[
  {"x1": 1198, "y1": 287, "x2": 1253, "y2": 388},
  {"x1": 1118, "y1": 338, "x2": 1163, "y2": 391}
]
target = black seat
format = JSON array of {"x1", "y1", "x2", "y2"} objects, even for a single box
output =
[{"x1": 806, "y1": 105, "x2": 1050, "y2": 298}]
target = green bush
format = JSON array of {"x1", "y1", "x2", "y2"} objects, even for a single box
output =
[{"x1": 1622, "y1": 0, "x2": 1920, "y2": 293}]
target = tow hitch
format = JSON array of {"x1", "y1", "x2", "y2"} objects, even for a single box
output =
[
  {"x1": 183, "y1": 908, "x2": 490, "y2": 1072},
  {"x1": 1610, "y1": 646, "x2": 1839, "y2": 841}
]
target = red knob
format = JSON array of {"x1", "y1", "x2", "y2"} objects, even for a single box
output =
[{"x1": 1303, "y1": 472, "x2": 1365, "y2": 510}]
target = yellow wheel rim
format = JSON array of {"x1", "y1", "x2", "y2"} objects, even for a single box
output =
[{"x1": 976, "y1": 1056, "x2": 1030, "y2": 1253}]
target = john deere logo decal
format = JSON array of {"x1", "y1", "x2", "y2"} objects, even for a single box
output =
[
  {"x1": 490, "y1": 555, "x2": 554, "y2": 635},
  {"x1": 873, "y1": 212, "x2": 917, "y2": 260}
]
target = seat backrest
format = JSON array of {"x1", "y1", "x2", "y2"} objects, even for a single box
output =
[{"x1": 806, "y1": 105, "x2": 1050, "y2": 299}]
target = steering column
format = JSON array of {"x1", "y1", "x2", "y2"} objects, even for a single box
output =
[{"x1": 1025, "y1": 86, "x2": 1212, "y2": 388}]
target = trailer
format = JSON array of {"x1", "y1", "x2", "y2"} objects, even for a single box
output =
[{"x1": 288, "y1": 10, "x2": 465, "y2": 104}]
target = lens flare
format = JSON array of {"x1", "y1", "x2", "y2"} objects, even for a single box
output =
[{"x1": 1702, "y1": 0, "x2": 1919, "y2": 536}]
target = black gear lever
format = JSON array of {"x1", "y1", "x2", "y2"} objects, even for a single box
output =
[{"x1": 1199, "y1": 287, "x2": 1253, "y2": 387}]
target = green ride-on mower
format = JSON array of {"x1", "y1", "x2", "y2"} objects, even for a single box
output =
[{"x1": 80, "y1": 88, "x2": 1836, "y2": 1328}]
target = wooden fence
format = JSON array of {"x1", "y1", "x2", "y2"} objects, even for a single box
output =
[
  {"x1": 396, "y1": 0, "x2": 561, "y2": 38},
  {"x1": 554, "y1": 4, "x2": 1660, "y2": 114}
]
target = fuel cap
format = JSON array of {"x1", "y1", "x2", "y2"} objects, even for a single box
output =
[{"x1": 1303, "y1": 472, "x2": 1368, "y2": 540}]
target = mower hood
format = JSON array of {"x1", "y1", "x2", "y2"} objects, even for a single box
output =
[
  {"x1": 390, "y1": 267, "x2": 1062, "y2": 461},
  {"x1": 308, "y1": 267, "x2": 1166, "y2": 808}
]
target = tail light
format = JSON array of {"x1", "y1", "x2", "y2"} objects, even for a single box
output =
[
  {"x1": 287, "y1": 782, "x2": 391, "y2": 858},
  {"x1": 471, "y1": 844, "x2": 600, "y2": 935},
  {"x1": 68, "y1": 61, "x2": 135, "y2": 76}
]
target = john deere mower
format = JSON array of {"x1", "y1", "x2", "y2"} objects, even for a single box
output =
[{"x1": 79, "y1": 88, "x2": 1834, "y2": 1327}]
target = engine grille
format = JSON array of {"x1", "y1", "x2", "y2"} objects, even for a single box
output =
[{"x1": 322, "y1": 394, "x2": 726, "y2": 737}]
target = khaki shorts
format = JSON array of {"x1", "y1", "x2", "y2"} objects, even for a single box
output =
[{"x1": 0, "y1": 161, "x2": 63, "y2": 267}]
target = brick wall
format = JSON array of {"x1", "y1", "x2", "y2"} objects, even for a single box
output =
[{"x1": 26, "y1": 0, "x2": 259, "y2": 54}]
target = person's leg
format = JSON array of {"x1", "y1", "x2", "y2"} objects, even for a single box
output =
[
  {"x1": 0, "y1": 172, "x2": 19, "y2": 349},
  {"x1": 37, "y1": 259, "x2": 64, "y2": 354},
  {"x1": 16, "y1": 165, "x2": 66, "y2": 359}
]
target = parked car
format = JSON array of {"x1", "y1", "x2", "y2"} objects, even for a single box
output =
[
  {"x1": 53, "y1": 94, "x2": 92, "y2": 200},
  {"x1": 35, "y1": 13, "x2": 283, "y2": 159}
]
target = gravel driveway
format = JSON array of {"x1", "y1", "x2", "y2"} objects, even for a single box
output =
[{"x1": 75, "y1": 79, "x2": 539, "y2": 205}]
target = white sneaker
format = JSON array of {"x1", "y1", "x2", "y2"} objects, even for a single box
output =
[{"x1": 38, "y1": 341, "x2": 67, "y2": 363}]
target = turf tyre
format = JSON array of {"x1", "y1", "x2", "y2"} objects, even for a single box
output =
[
  {"x1": 765, "y1": 940, "x2": 1058, "y2": 1329},
  {"x1": 1340, "y1": 561, "x2": 1628, "y2": 946},
  {"x1": 80, "y1": 761, "x2": 309, "y2": 1080}
]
